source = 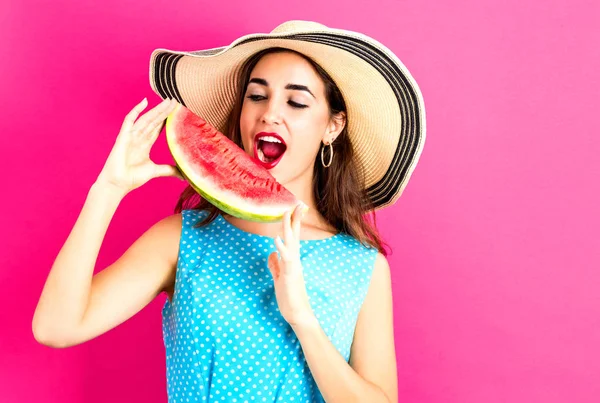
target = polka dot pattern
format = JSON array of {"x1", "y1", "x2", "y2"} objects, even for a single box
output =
[{"x1": 162, "y1": 209, "x2": 379, "y2": 402}]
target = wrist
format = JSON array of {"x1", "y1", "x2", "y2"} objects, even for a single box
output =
[
  {"x1": 90, "y1": 180, "x2": 128, "y2": 201},
  {"x1": 290, "y1": 313, "x2": 320, "y2": 333}
]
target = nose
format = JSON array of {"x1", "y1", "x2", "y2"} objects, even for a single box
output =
[{"x1": 260, "y1": 99, "x2": 282, "y2": 125}]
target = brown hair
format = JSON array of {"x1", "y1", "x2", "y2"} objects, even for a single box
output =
[{"x1": 173, "y1": 47, "x2": 390, "y2": 256}]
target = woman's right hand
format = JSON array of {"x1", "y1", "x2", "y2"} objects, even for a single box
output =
[{"x1": 95, "y1": 97, "x2": 184, "y2": 196}]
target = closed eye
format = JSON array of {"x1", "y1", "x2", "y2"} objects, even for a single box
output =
[{"x1": 246, "y1": 94, "x2": 308, "y2": 109}]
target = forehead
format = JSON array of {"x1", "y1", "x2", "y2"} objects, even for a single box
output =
[{"x1": 249, "y1": 51, "x2": 324, "y2": 90}]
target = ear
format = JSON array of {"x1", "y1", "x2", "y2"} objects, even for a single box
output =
[{"x1": 324, "y1": 111, "x2": 346, "y2": 144}]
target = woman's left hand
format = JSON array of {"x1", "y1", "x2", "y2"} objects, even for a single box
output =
[{"x1": 268, "y1": 202, "x2": 316, "y2": 328}]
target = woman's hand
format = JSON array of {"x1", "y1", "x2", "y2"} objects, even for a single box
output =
[
  {"x1": 267, "y1": 202, "x2": 316, "y2": 328},
  {"x1": 95, "y1": 97, "x2": 184, "y2": 196}
]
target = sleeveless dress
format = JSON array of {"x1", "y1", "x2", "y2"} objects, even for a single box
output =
[{"x1": 162, "y1": 209, "x2": 379, "y2": 402}]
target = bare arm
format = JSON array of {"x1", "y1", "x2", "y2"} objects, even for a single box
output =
[
  {"x1": 291, "y1": 252, "x2": 398, "y2": 402},
  {"x1": 32, "y1": 97, "x2": 183, "y2": 348},
  {"x1": 32, "y1": 184, "x2": 181, "y2": 348},
  {"x1": 32, "y1": 182, "x2": 123, "y2": 347},
  {"x1": 348, "y1": 253, "x2": 398, "y2": 402}
]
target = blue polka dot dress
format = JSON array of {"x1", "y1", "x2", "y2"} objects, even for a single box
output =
[{"x1": 162, "y1": 209, "x2": 379, "y2": 402}]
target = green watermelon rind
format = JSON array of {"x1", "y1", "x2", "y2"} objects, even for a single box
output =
[
  {"x1": 174, "y1": 160, "x2": 283, "y2": 223},
  {"x1": 166, "y1": 105, "x2": 294, "y2": 223}
]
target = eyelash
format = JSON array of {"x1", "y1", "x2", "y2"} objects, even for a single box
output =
[{"x1": 246, "y1": 94, "x2": 308, "y2": 109}]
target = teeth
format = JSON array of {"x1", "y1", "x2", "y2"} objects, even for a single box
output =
[{"x1": 258, "y1": 135, "x2": 282, "y2": 143}]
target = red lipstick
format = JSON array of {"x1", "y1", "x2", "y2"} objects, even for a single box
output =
[{"x1": 253, "y1": 132, "x2": 287, "y2": 170}]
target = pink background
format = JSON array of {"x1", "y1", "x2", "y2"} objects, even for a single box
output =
[{"x1": 2, "y1": 0, "x2": 599, "y2": 402}]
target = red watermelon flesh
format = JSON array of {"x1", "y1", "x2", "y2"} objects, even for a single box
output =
[{"x1": 165, "y1": 102, "x2": 305, "y2": 222}]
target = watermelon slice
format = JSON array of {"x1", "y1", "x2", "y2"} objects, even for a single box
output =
[{"x1": 165, "y1": 103, "x2": 304, "y2": 222}]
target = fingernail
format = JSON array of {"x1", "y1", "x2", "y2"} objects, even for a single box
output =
[{"x1": 299, "y1": 201, "x2": 308, "y2": 214}]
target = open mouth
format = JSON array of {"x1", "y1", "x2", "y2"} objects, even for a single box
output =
[{"x1": 253, "y1": 132, "x2": 287, "y2": 169}]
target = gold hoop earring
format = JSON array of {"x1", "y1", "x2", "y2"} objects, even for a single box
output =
[{"x1": 321, "y1": 142, "x2": 333, "y2": 168}]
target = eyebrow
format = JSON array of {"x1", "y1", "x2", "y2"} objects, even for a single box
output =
[{"x1": 248, "y1": 77, "x2": 315, "y2": 99}]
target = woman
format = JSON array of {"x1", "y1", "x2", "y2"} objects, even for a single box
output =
[{"x1": 33, "y1": 20, "x2": 426, "y2": 403}]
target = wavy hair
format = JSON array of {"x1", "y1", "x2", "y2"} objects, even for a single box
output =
[{"x1": 173, "y1": 47, "x2": 389, "y2": 255}]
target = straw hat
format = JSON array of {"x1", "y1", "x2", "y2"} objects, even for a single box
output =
[{"x1": 149, "y1": 20, "x2": 426, "y2": 210}]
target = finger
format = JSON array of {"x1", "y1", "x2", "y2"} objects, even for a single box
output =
[
  {"x1": 145, "y1": 116, "x2": 167, "y2": 144},
  {"x1": 174, "y1": 166, "x2": 186, "y2": 181},
  {"x1": 282, "y1": 210, "x2": 293, "y2": 246},
  {"x1": 132, "y1": 98, "x2": 175, "y2": 138},
  {"x1": 153, "y1": 164, "x2": 184, "y2": 179},
  {"x1": 291, "y1": 203, "x2": 303, "y2": 239},
  {"x1": 274, "y1": 236, "x2": 291, "y2": 262},
  {"x1": 268, "y1": 252, "x2": 280, "y2": 280},
  {"x1": 121, "y1": 97, "x2": 148, "y2": 132},
  {"x1": 137, "y1": 98, "x2": 176, "y2": 138},
  {"x1": 142, "y1": 99, "x2": 177, "y2": 139}
]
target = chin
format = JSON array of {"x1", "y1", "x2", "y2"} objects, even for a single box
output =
[{"x1": 267, "y1": 164, "x2": 286, "y2": 182}]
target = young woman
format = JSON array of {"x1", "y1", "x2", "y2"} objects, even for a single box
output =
[{"x1": 33, "y1": 20, "x2": 426, "y2": 403}]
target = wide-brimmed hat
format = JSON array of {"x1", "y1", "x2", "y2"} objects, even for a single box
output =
[{"x1": 149, "y1": 20, "x2": 426, "y2": 210}]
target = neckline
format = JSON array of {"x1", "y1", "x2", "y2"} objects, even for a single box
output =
[{"x1": 217, "y1": 213, "x2": 342, "y2": 243}]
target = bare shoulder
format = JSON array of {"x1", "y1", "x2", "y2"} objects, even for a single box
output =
[
  {"x1": 360, "y1": 252, "x2": 393, "y2": 317},
  {"x1": 152, "y1": 213, "x2": 183, "y2": 298},
  {"x1": 102, "y1": 211, "x2": 183, "y2": 299},
  {"x1": 349, "y1": 251, "x2": 398, "y2": 402},
  {"x1": 43, "y1": 212, "x2": 185, "y2": 348},
  {"x1": 372, "y1": 252, "x2": 391, "y2": 283},
  {"x1": 155, "y1": 212, "x2": 183, "y2": 239},
  {"x1": 96, "y1": 211, "x2": 183, "y2": 299}
]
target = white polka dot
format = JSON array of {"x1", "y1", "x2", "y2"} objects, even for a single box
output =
[{"x1": 162, "y1": 209, "x2": 379, "y2": 402}]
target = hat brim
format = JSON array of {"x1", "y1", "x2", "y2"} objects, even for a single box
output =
[{"x1": 149, "y1": 28, "x2": 426, "y2": 210}]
